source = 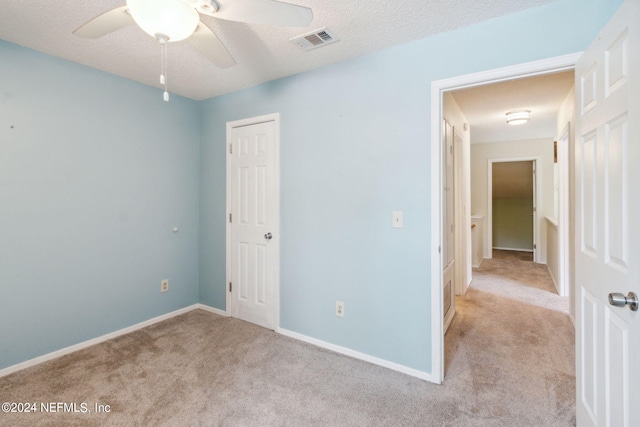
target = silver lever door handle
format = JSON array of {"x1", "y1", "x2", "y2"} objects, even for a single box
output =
[
  {"x1": 264, "y1": 232, "x2": 273, "y2": 240},
  {"x1": 608, "y1": 292, "x2": 638, "y2": 311}
]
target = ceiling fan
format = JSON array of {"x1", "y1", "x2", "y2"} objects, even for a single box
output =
[{"x1": 74, "y1": 0, "x2": 313, "y2": 99}]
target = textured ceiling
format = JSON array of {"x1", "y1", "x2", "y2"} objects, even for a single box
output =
[
  {"x1": 0, "y1": 0, "x2": 554, "y2": 100},
  {"x1": 451, "y1": 70, "x2": 575, "y2": 144}
]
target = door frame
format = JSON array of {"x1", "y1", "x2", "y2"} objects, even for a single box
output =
[
  {"x1": 557, "y1": 123, "x2": 571, "y2": 298},
  {"x1": 487, "y1": 157, "x2": 540, "y2": 262},
  {"x1": 225, "y1": 113, "x2": 281, "y2": 328},
  {"x1": 430, "y1": 52, "x2": 581, "y2": 384}
]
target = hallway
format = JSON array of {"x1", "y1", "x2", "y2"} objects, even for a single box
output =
[{"x1": 445, "y1": 250, "x2": 575, "y2": 425}]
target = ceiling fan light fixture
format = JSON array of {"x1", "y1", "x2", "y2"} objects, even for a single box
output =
[
  {"x1": 126, "y1": 0, "x2": 199, "y2": 42},
  {"x1": 505, "y1": 109, "x2": 531, "y2": 126}
]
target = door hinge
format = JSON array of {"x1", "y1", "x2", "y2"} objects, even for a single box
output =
[
  {"x1": 229, "y1": 144, "x2": 233, "y2": 154},
  {"x1": 229, "y1": 282, "x2": 232, "y2": 292},
  {"x1": 229, "y1": 213, "x2": 232, "y2": 223},
  {"x1": 533, "y1": 244, "x2": 537, "y2": 249}
]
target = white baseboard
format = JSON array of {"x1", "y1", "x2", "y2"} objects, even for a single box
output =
[
  {"x1": 493, "y1": 246, "x2": 534, "y2": 253},
  {"x1": 2, "y1": 304, "x2": 434, "y2": 386},
  {"x1": 546, "y1": 264, "x2": 560, "y2": 294},
  {"x1": 457, "y1": 277, "x2": 471, "y2": 296},
  {"x1": 472, "y1": 257, "x2": 484, "y2": 269},
  {"x1": 196, "y1": 303, "x2": 228, "y2": 317},
  {"x1": 0, "y1": 304, "x2": 199, "y2": 378},
  {"x1": 277, "y1": 327, "x2": 434, "y2": 383}
]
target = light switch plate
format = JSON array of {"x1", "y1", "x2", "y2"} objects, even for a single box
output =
[{"x1": 392, "y1": 211, "x2": 403, "y2": 228}]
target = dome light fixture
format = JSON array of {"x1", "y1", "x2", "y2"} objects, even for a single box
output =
[
  {"x1": 126, "y1": 0, "x2": 199, "y2": 42},
  {"x1": 505, "y1": 109, "x2": 531, "y2": 126},
  {"x1": 125, "y1": 0, "x2": 201, "y2": 101}
]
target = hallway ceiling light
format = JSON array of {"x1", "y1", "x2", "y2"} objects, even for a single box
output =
[{"x1": 505, "y1": 109, "x2": 531, "y2": 125}]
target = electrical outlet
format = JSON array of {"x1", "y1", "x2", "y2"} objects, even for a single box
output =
[
  {"x1": 161, "y1": 279, "x2": 169, "y2": 293},
  {"x1": 336, "y1": 301, "x2": 345, "y2": 317}
]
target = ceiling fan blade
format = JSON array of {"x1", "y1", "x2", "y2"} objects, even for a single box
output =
[
  {"x1": 188, "y1": 22, "x2": 236, "y2": 69},
  {"x1": 73, "y1": 6, "x2": 134, "y2": 38},
  {"x1": 213, "y1": 0, "x2": 312, "y2": 27}
]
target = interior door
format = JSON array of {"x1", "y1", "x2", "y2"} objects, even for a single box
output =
[
  {"x1": 531, "y1": 161, "x2": 537, "y2": 262},
  {"x1": 443, "y1": 119, "x2": 456, "y2": 331},
  {"x1": 575, "y1": 1, "x2": 639, "y2": 425},
  {"x1": 228, "y1": 117, "x2": 278, "y2": 330}
]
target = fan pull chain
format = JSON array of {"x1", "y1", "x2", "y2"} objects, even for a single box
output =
[{"x1": 157, "y1": 34, "x2": 169, "y2": 102}]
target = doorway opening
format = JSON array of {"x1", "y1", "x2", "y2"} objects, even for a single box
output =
[
  {"x1": 430, "y1": 53, "x2": 579, "y2": 384},
  {"x1": 488, "y1": 159, "x2": 539, "y2": 262}
]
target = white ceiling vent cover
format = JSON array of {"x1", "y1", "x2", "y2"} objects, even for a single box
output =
[{"x1": 291, "y1": 28, "x2": 339, "y2": 51}]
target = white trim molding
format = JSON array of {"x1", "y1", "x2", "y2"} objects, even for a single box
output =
[
  {"x1": 196, "y1": 303, "x2": 229, "y2": 317},
  {"x1": 430, "y1": 52, "x2": 582, "y2": 384},
  {"x1": 277, "y1": 328, "x2": 433, "y2": 382},
  {"x1": 0, "y1": 305, "x2": 200, "y2": 378},
  {"x1": 1, "y1": 305, "x2": 432, "y2": 383},
  {"x1": 547, "y1": 264, "x2": 560, "y2": 293},
  {"x1": 556, "y1": 123, "x2": 571, "y2": 298}
]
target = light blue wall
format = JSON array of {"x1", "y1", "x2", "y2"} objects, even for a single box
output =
[
  {"x1": 199, "y1": 0, "x2": 622, "y2": 373},
  {"x1": 0, "y1": 41, "x2": 201, "y2": 369}
]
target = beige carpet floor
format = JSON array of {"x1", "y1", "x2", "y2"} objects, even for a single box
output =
[{"x1": 1, "y1": 251, "x2": 575, "y2": 426}]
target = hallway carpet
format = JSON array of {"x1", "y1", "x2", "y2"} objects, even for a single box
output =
[
  {"x1": 444, "y1": 250, "x2": 574, "y2": 425},
  {"x1": 1, "y1": 251, "x2": 575, "y2": 426}
]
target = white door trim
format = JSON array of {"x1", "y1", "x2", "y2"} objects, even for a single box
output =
[
  {"x1": 453, "y1": 126, "x2": 470, "y2": 296},
  {"x1": 487, "y1": 157, "x2": 541, "y2": 262},
  {"x1": 430, "y1": 52, "x2": 581, "y2": 384},
  {"x1": 557, "y1": 123, "x2": 571, "y2": 298},
  {"x1": 226, "y1": 113, "x2": 281, "y2": 329}
]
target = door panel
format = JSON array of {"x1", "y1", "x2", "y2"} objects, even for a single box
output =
[
  {"x1": 605, "y1": 113, "x2": 627, "y2": 269},
  {"x1": 580, "y1": 131, "x2": 597, "y2": 257},
  {"x1": 605, "y1": 309, "x2": 628, "y2": 427},
  {"x1": 575, "y1": 1, "x2": 639, "y2": 425},
  {"x1": 579, "y1": 288, "x2": 599, "y2": 421}
]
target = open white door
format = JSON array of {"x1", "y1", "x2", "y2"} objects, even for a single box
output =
[{"x1": 575, "y1": 1, "x2": 640, "y2": 425}]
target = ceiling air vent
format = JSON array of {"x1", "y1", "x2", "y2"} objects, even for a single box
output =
[{"x1": 291, "y1": 28, "x2": 339, "y2": 51}]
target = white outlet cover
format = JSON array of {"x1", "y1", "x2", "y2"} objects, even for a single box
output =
[{"x1": 336, "y1": 301, "x2": 344, "y2": 317}]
